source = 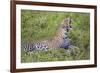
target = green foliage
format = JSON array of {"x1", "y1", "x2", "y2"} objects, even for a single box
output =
[
  {"x1": 67, "y1": 13, "x2": 90, "y2": 60},
  {"x1": 21, "y1": 47, "x2": 89, "y2": 63},
  {"x1": 21, "y1": 10, "x2": 67, "y2": 42},
  {"x1": 68, "y1": 13, "x2": 90, "y2": 51}
]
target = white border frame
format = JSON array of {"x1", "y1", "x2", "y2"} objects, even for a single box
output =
[{"x1": 16, "y1": 5, "x2": 95, "y2": 69}]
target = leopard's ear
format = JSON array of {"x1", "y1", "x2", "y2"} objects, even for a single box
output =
[{"x1": 70, "y1": 25, "x2": 72, "y2": 28}]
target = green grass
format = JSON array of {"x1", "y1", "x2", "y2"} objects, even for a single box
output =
[
  {"x1": 21, "y1": 10, "x2": 90, "y2": 62},
  {"x1": 21, "y1": 47, "x2": 90, "y2": 63},
  {"x1": 21, "y1": 10, "x2": 68, "y2": 42}
]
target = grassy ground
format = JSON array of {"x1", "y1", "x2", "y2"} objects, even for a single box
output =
[
  {"x1": 21, "y1": 48, "x2": 90, "y2": 63},
  {"x1": 21, "y1": 10, "x2": 90, "y2": 63},
  {"x1": 21, "y1": 49, "x2": 73, "y2": 63}
]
